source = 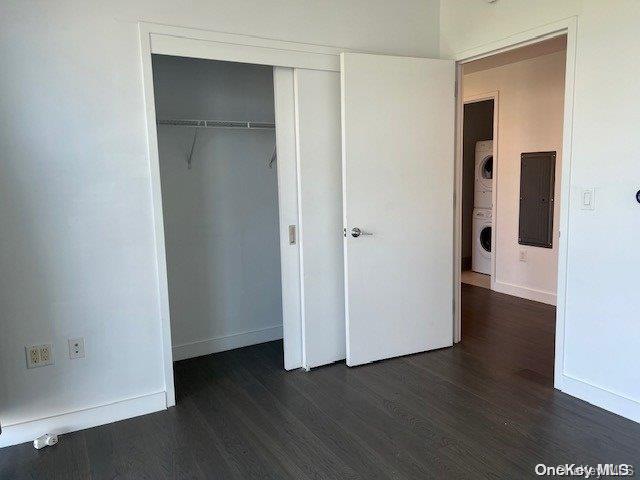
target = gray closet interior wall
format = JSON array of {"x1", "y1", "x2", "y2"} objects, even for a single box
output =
[{"x1": 152, "y1": 55, "x2": 283, "y2": 359}]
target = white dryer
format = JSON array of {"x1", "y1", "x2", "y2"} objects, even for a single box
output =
[
  {"x1": 474, "y1": 140, "x2": 493, "y2": 209},
  {"x1": 472, "y1": 208, "x2": 492, "y2": 275}
]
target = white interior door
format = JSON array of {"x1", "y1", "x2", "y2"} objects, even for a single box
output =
[{"x1": 341, "y1": 52, "x2": 455, "y2": 366}]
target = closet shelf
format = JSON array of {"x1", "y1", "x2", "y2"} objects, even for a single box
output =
[
  {"x1": 157, "y1": 118, "x2": 277, "y2": 170},
  {"x1": 157, "y1": 119, "x2": 275, "y2": 129}
]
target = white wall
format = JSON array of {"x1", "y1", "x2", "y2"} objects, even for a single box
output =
[
  {"x1": 0, "y1": 0, "x2": 440, "y2": 447},
  {"x1": 440, "y1": 0, "x2": 581, "y2": 58},
  {"x1": 463, "y1": 49, "x2": 566, "y2": 304},
  {"x1": 153, "y1": 57, "x2": 283, "y2": 360},
  {"x1": 442, "y1": 0, "x2": 640, "y2": 422}
]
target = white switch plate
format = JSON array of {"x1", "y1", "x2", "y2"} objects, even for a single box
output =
[
  {"x1": 25, "y1": 344, "x2": 54, "y2": 369},
  {"x1": 68, "y1": 338, "x2": 85, "y2": 359},
  {"x1": 519, "y1": 250, "x2": 527, "y2": 262},
  {"x1": 581, "y1": 188, "x2": 595, "y2": 210}
]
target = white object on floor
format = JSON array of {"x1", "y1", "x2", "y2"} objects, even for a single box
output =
[
  {"x1": 33, "y1": 433, "x2": 58, "y2": 450},
  {"x1": 472, "y1": 208, "x2": 492, "y2": 275},
  {"x1": 474, "y1": 140, "x2": 493, "y2": 209}
]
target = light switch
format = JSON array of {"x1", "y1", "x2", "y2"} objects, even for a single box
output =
[{"x1": 581, "y1": 188, "x2": 595, "y2": 210}]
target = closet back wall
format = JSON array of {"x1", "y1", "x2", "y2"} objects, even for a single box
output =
[{"x1": 152, "y1": 56, "x2": 283, "y2": 360}]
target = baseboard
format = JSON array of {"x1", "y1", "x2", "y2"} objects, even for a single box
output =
[
  {"x1": 0, "y1": 391, "x2": 166, "y2": 448},
  {"x1": 559, "y1": 374, "x2": 640, "y2": 424},
  {"x1": 493, "y1": 280, "x2": 556, "y2": 305},
  {"x1": 172, "y1": 325, "x2": 283, "y2": 361}
]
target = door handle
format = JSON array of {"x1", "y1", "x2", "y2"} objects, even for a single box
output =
[
  {"x1": 351, "y1": 227, "x2": 373, "y2": 238},
  {"x1": 288, "y1": 225, "x2": 297, "y2": 245}
]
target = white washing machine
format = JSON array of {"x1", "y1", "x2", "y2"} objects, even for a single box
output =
[
  {"x1": 472, "y1": 208, "x2": 492, "y2": 275},
  {"x1": 474, "y1": 140, "x2": 493, "y2": 209}
]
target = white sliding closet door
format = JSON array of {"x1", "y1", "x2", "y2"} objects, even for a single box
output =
[
  {"x1": 340, "y1": 53, "x2": 455, "y2": 366},
  {"x1": 273, "y1": 67, "x2": 303, "y2": 370},
  {"x1": 294, "y1": 69, "x2": 345, "y2": 369},
  {"x1": 274, "y1": 66, "x2": 345, "y2": 370}
]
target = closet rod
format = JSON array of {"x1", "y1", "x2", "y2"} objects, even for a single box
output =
[{"x1": 157, "y1": 119, "x2": 275, "y2": 129}]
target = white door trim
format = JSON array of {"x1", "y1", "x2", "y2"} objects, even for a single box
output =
[
  {"x1": 451, "y1": 16, "x2": 577, "y2": 396},
  {"x1": 143, "y1": 23, "x2": 341, "y2": 71},
  {"x1": 138, "y1": 22, "x2": 340, "y2": 407},
  {"x1": 461, "y1": 92, "x2": 499, "y2": 293},
  {"x1": 452, "y1": 17, "x2": 576, "y2": 63}
]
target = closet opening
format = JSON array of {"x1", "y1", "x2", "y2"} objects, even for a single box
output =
[{"x1": 151, "y1": 55, "x2": 286, "y2": 392}]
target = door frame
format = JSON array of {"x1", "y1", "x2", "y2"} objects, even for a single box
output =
[
  {"x1": 452, "y1": 17, "x2": 577, "y2": 392},
  {"x1": 461, "y1": 92, "x2": 499, "y2": 290},
  {"x1": 138, "y1": 22, "x2": 340, "y2": 407}
]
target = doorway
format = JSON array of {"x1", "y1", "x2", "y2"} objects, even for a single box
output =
[
  {"x1": 149, "y1": 54, "x2": 299, "y2": 403},
  {"x1": 457, "y1": 35, "x2": 568, "y2": 385},
  {"x1": 152, "y1": 55, "x2": 284, "y2": 368},
  {"x1": 461, "y1": 97, "x2": 495, "y2": 289},
  {"x1": 140, "y1": 24, "x2": 349, "y2": 404}
]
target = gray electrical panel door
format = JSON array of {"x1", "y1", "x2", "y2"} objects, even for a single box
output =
[{"x1": 519, "y1": 151, "x2": 556, "y2": 248}]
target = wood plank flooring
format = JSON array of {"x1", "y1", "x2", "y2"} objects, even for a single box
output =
[
  {"x1": 461, "y1": 270, "x2": 491, "y2": 289},
  {"x1": 2, "y1": 284, "x2": 639, "y2": 479}
]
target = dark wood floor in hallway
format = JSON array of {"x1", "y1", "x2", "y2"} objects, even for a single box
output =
[{"x1": 2, "y1": 284, "x2": 639, "y2": 479}]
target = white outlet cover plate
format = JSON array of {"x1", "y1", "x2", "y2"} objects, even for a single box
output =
[
  {"x1": 25, "y1": 345, "x2": 40, "y2": 369},
  {"x1": 68, "y1": 338, "x2": 85, "y2": 359},
  {"x1": 39, "y1": 344, "x2": 53, "y2": 365},
  {"x1": 25, "y1": 344, "x2": 54, "y2": 368},
  {"x1": 581, "y1": 188, "x2": 595, "y2": 210}
]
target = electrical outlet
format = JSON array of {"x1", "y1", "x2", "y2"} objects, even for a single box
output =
[
  {"x1": 39, "y1": 344, "x2": 53, "y2": 365},
  {"x1": 26, "y1": 345, "x2": 41, "y2": 369},
  {"x1": 25, "y1": 344, "x2": 53, "y2": 369},
  {"x1": 519, "y1": 250, "x2": 527, "y2": 262},
  {"x1": 68, "y1": 338, "x2": 85, "y2": 359}
]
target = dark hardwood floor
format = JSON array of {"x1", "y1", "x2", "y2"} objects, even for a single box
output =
[{"x1": 2, "y1": 284, "x2": 640, "y2": 479}]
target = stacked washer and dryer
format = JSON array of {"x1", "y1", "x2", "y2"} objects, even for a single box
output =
[{"x1": 472, "y1": 141, "x2": 493, "y2": 275}]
